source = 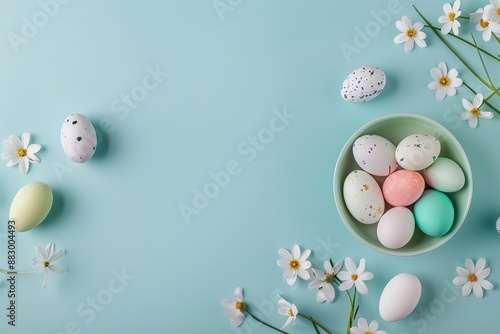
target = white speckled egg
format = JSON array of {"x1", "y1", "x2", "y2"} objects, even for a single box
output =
[
  {"x1": 353, "y1": 134, "x2": 398, "y2": 176},
  {"x1": 343, "y1": 170, "x2": 385, "y2": 224},
  {"x1": 395, "y1": 134, "x2": 440, "y2": 170},
  {"x1": 341, "y1": 66, "x2": 386, "y2": 103},
  {"x1": 379, "y1": 273, "x2": 422, "y2": 322},
  {"x1": 423, "y1": 157, "x2": 465, "y2": 192},
  {"x1": 61, "y1": 114, "x2": 97, "y2": 163}
]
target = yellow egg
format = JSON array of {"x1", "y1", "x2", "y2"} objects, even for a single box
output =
[{"x1": 10, "y1": 182, "x2": 53, "y2": 232}]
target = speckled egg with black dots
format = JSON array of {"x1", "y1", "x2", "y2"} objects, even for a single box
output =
[
  {"x1": 341, "y1": 66, "x2": 386, "y2": 103},
  {"x1": 61, "y1": 113, "x2": 97, "y2": 163}
]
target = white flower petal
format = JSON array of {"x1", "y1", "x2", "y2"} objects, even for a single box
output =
[
  {"x1": 479, "y1": 279, "x2": 494, "y2": 290},
  {"x1": 462, "y1": 98, "x2": 473, "y2": 111},
  {"x1": 27, "y1": 143, "x2": 41, "y2": 154},
  {"x1": 476, "y1": 267, "x2": 491, "y2": 280},
  {"x1": 465, "y1": 258, "x2": 475, "y2": 272},
  {"x1": 297, "y1": 268, "x2": 310, "y2": 280},
  {"x1": 35, "y1": 246, "x2": 48, "y2": 261},
  {"x1": 18, "y1": 158, "x2": 28, "y2": 174},
  {"x1": 355, "y1": 280, "x2": 369, "y2": 295},
  {"x1": 298, "y1": 249, "x2": 311, "y2": 262},
  {"x1": 21, "y1": 133, "x2": 30, "y2": 148},
  {"x1": 462, "y1": 282, "x2": 472, "y2": 296},
  {"x1": 472, "y1": 282, "x2": 484, "y2": 298},
  {"x1": 234, "y1": 287, "x2": 243, "y2": 301},
  {"x1": 339, "y1": 280, "x2": 354, "y2": 291},
  {"x1": 356, "y1": 258, "x2": 366, "y2": 274},
  {"x1": 394, "y1": 33, "x2": 408, "y2": 44},
  {"x1": 291, "y1": 244, "x2": 300, "y2": 259},
  {"x1": 473, "y1": 93, "x2": 484, "y2": 108},
  {"x1": 42, "y1": 270, "x2": 50, "y2": 289},
  {"x1": 221, "y1": 299, "x2": 235, "y2": 308},
  {"x1": 453, "y1": 276, "x2": 468, "y2": 285},
  {"x1": 48, "y1": 264, "x2": 66, "y2": 274},
  {"x1": 479, "y1": 111, "x2": 494, "y2": 119},
  {"x1": 231, "y1": 313, "x2": 245, "y2": 327},
  {"x1": 404, "y1": 38, "x2": 415, "y2": 52},
  {"x1": 344, "y1": 257, "x2": 356, "y2": 274},
  {"x1": 468, "y1": 116, "x2": 478, "y2": 128},
  {"x1": 401, "y1": 15, "x2": 412, "y2": 28},
  {"x1": 278, "y1": 248, "x2": 292, "y2": 261},
  {"x1": 277, "y1": 259, "x2": 290, "y2": 269}
]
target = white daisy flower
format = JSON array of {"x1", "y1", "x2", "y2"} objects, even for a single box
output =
[
  {"x1": 438, "y1": 1, "x2": 462, "y2": 35},
  {"x1": 350, "y1": 318, "x2": 387, "y2": 334},
  {"x1": 452, "y1": 258, "x2": 494, "y2": 298},
  {"x1": 31, "y1": 243, "x2": 65, "y2": 289},
  {"x1": 427, "y1": 62, "x2": 463, "y2": 101},
  {"x1": 221, "y1": 287, "x2": 246, "y2": 327},
  {"x1": 394, "y1": 15, "x2": 427, "y2": 52},
  {"x1": 308, "y1": 259, "x2": 343, "y2": 303},
  {"x1": 460, "y1": 93, "x2": 494, "y2": 128},
  {"x1": 277, "y1": 244, "x2": 311, "y2": 286},
  {"x1": 470, "y1": 7, "x2": 500, "y2": 41},
  {"x1": 484, "y1": 0, "x2": 500, "y2": 22},
  {"x1": 277, "y1": 295, "x2": 298, "y2": 329},
  {"x1": 1, "y1": 133, "x2": 41, "y2": 174},
  {"x1": 337, "y1": 257, "x2": 373, "y2": 295}
]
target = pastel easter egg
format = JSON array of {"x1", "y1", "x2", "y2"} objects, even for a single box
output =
[
  {"x1": 10, "y1": 182, "x2": 53, "y2": 232},
  {"x1": 343, "y1": 170, "x2": 385, "y2": 224},
  {"x1": 61, "y1": 113, "x2": 97, "y2": 163},
  {"x1": 382, "y1": 170, "x2": 425, "y2": 206},
  {"x1": 377, "y1": 207, "x2": 415, "y2": 249},
  {"x1": 341, "y1": 66, "x2": 386, "y2": 103},
  {"x1": 395, "y1": 134, "x2": 441, "y2": 171},
  {"x1": 352, "y1": 134, "x2": 398, "y2": 176},
  {"x1": 379, "y1": 273, "x2": 422, "y2": 322},
  {"x1": 414, "y1": 190, "x2": 454, "y2": 237},
  {"x1": 423, "y1": 157, "x2": 465, "y2": 192}
]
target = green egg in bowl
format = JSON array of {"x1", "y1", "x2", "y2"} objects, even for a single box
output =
[{"x1": 333, "y1": 113, "x2": 473, "y2": 256}]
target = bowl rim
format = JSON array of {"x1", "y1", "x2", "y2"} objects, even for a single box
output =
[{"x1": 333, "y1": 113, "x2": 473, "y2": 256}]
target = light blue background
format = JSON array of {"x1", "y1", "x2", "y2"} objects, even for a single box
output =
[{"x1": 0, "y1": 0, "x2": 499, "y2": 333}]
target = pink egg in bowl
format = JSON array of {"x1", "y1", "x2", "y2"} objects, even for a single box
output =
[{"x1": 382, "y1": 169, "x2": 425, "y2": 207}]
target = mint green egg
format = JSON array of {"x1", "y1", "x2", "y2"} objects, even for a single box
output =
[{"x1": 414, "y1": 190, "x2": 454, "y2": 237}]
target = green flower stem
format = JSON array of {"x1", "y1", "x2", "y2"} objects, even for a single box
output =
[
  {"x1": 414, "y1": 5, "x2": 496, "y2": 92},
  {"x1": 298, "y1": 313, "x2": 333, "y2": 334},
  {"x1": 345, "y1": 289, "x2": 358, "y2": 333},
  {"x1": 463, "y1": 81, "x2": 500, "y2": 115},
  {"x1": 471, "y1": 33, "x2": 500, "y2": 99},
  {"x1": 423, "y1": 25, "x2": 500, "y2": 61},
  {"x1": 246, "y1": 310, "x2": 290, "y2": 334},
  {"x1": 0, "y1": 268, "x2": 36, "y2": 274}
]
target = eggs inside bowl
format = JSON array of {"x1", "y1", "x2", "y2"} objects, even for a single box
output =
[{"x1": 333, "y1": 113, "x2": 473, "y2": 256}]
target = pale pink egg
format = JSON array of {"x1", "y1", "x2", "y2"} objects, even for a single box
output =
[{"x1": 382, "y1": 170, "x2": 425, "y2": 206}]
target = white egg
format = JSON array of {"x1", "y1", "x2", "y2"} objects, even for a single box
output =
[
  {"x1": 377, "y1": 207, "x2": 415, "y2": 249},
  {"x1": 343, "y1": 170, "x2": 385, "y2": 224},
  {"x1": 353, "y1": 134, "x2": 398, "y2": 176},
  {"x1": 496, "y1": 217, "x2": 500, "y2": 234},
  {"x1": 395, "y1": 134, "x2": 441, "y2": 170},
  {"x1": 61, "y1": 113, "x2": 97, "y2": 163},
  {"x1": 341, "y1": 66, "x2": 386, "y2": 103},
  {"x1": 423, "y1": 157, "x2": 465, "y2": 192},
  {"x1": 379, "y1": 273, "x2": 422, "y2": 322}
]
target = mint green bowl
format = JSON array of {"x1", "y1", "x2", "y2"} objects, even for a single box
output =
[{"x1": 333, "y1": 114, "x2": 473, "y2": 256}]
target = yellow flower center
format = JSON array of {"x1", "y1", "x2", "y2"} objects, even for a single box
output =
[
  {"x1": 44, "y1": 261, "x2": 50, "y2": 268},
  {"x1": 16, "y1": 148, "x2": 27, "y2": 157},
  {"x1": 351, "y1": 274, "x2": 358, "y2": 281},
  {"x1": 288, "y1": 308, "x2": 295, "y2": 317},
  {"x1": 439, "y1": 76, "x2": 450, "y2": 87},
  {"x1": 235, "y1": 301, "x2": 243, "y2": 310},
  {"x1": 468, "y1": 273, "x2": 478, "y2": 282},
  {"x1": 497, "y1": 8, "x2": 500, "y2": 16},
  {"x1": 364, "y1": 332, "x2": 373, "y2": 334},
  {"x1": 324, "y1": 272, "x2": 334, "y2": 283},
  {"x1": 448, "y1": 12, "x2": 456, "y2": 21},
  {"x1": 406, "y1": 28, "x2": 416, "y2": 38},
  {"x1": 480, "y1": 19, "x2": 489, "y2": 29},
  {"x1": 470, "y1": 107, "x2": 481, "y2": 117},
  {"x1": 289, "y1": 259, "x2": 300, "y2": 270}
]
